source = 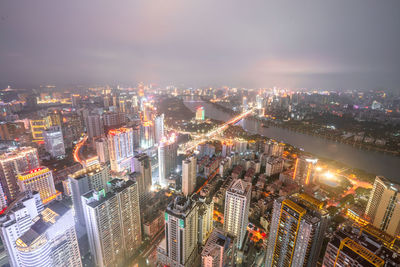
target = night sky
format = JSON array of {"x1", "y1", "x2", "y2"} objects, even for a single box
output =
[{"x1": 1, "y1": 0, "x2": 399, "y2": 90}]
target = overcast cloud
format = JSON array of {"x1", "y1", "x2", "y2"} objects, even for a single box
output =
[{"x1": 0, "y1": 0, "x2": 399, "y2": 90}]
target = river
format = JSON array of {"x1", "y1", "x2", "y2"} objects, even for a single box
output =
[{"x1": 183, "y1": 98, "x2": 400, "y2": 182}]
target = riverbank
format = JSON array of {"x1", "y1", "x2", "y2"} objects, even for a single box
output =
[
  {"x1": 203, "y1": 96, "x2": 399, "y2": 157},
  {"x1": 184, "y1": 98, "x2": 400, "y2": 182}
]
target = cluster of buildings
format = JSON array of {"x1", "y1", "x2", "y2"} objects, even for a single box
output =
[{"x1": 0, "y1": 86, "x2": 399, "y2": 267}]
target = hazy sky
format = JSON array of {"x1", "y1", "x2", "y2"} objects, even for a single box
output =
[{"x1": 1, "y1": 0, "x2": 399, "y2": 90}]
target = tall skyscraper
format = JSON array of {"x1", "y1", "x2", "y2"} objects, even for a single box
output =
[
  {"x1": 292, "y1": 156, "x2": 318, "y2": 186},
  {"x1": 223, "y1": 179, "x2": 251, "y2": 249},
  {"x1": 265, "y1": 193, "x2": 328, "y2": 267},
  {"x1": 201, "y1": 229, "x2": 236, "y2": 267},
  {"x1": 95, "y1": 137, "x2": 109, "y2": 164},
  {"x1": 154, "y1": 114, "x2": 165, "y2": 144},
  {"x1": 86, "y1": 114, "x2": 104, "y2": 139},
  {"x1": 182, "y1": 155, "x2": 197, "y2": 197},
  {"x1": 69, "y1": 164, "x2": 111, "y2": 226},
  {"x1": 132, "y1": 153, "x2": 152, "y2": 204},
  {"x1": 108, "y1": 127, "x2": 134, "y2": 173},
  {"x1": 196, "y1": 106, "x2": 205, "y2": 121},
  {"x1": 0, "y1": 147, "x2": 40, "y2": 205},
  {"x1": 158, "y1": 134, "x2": 178, "y2": 186},
  {"x1": 15, "y1": 201, "x2": 82, "y2": 267},
  {"x1": 43, "y1": 126, "x2": 66, "y2": 158},
  {"x1": 322, "y1": 224, "x2": 400, "y2": 267},
  {"x1": 159, "y1": 196, "x2": 198, "y2": 267},
  {"x1": 196, "y1": 195, "x2": 214, "y2": 246},
  {"x1": 0, "y1": 192, "x2": 43, "y2": 267},
  {"x1": 82, "y1": 179, "x2": 142, "y2": 267},
  {"x1": 365, "y1": 176, "x2": 400, "y2": 237},
  {"x1": 140, "y1": 121, "x2": 155, "y2": 149}
]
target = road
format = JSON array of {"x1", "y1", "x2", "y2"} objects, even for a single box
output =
[
  {"x1": 180, "y1": 108, "x2": 254, "y2": 153},
  {"x1": 73, "y1": 135, "x2": 87, "y2": 164}
]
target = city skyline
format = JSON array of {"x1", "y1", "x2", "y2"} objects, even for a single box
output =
[{"x1": 0, "y1": 1, "x2": 399, "y2": 267}]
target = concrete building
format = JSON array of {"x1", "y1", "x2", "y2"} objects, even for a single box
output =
[
  {"x1": 158, "y1": 134, "x2": 178, "y2": 186},
  {"x1": 264, "y1": 141, "x2": 284, "y2": 157},
  {"x1": 43, "y1": 126, "x2": 65, "y2": 158},
  {"x1": 265, "y1": 156, "x2": 284, "y2": 176},
  {"x1": 18, "y1": 167, "x2": 59, "y2": 205},
  {"x1": 15, "y1": 201, "x2": 82, "y2": 267},
  {"x1": 154, "y1": 114, "x2": 165, "y2": 144},
  {"x1": 292, "y1": 156, "x2": 318, "y2": 186},
  {"x1": 140, "y1": 121, "x2": 155, "y2": 149},
  {"x1": 108, "y1": 127, "x2": 134, "y2": 173},
  {"x1": 0, "y1": 147, "x2": 40, "y2": 206},
  {"x1": 69, "y1": 164, "x2": 110, "y2": 226},
  {"x1": 132, "y1": 153, "x2": 152, "y2": 204},
  {"x1": 82, "y1": 179, "x2": 142, "y2": 267},
  {"x1": 29, "y1": 116, "x2": 51, "y2": 142},
  {"x1": 95, "y1": 137, "x2": 109, "y2": 164},
  {"x1": 201, "y1": 229, "x2": 236, "y2": 267},
  {"x1": 182, "y1": 155, "x2": 197, "y2": 197},
  {"x1": 365, "y1": 176, "x2": 400, "y2": 237},
  {"x1": 322, "y1": 224, "x2": 400, "y2": 267},
  {"x1": 265, "y1": 193, "x2": 328, "y2": 267},
  {"x1": 158, "y1": 196, "x2": 198, "y2": 267},
  {"x1": 86, "y1": 114, "x2": 104, "y2": 139},
  {"x1": 0, "y1": 192, "x2": 43, "y2": 267},
  {"x1": 223, "y1": 179, "x2": 251, "y2": 249},
  {"x1": 196, "y1": 195, "x2": 214, "y2": 245}
]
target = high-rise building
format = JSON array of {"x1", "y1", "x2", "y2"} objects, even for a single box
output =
[
  {"x1": 196, "y1": 107, "x2": 205, "y2": 121},
  {"x1": 132, "y1": 125, "x2": 140, "y2": 150},
  {"x1": 108, "y1": 127, "x2": 134, "y2": 173},
  {"x1": 154, "y1": 114, "x2": 165, "y2": 144},
  {"x1": 201, "y1": 229, "x2": 236, "y2": 267},
  {"x1": 264, "y1": 141, "x2": 284, "y2": 157},
  {"x1": 86, "y1": 114, "x2": 104, "y2": 139},
  {"x1": 95, "y1": 137, "x2": 109, "y2": 164},
  {"x1": 322, "y1": 224, "x2": 400, "y2": 267},
  {"x1": 223, "y1": 179, "x2": 251, "y2": 249},
  {"x1": 158, "y1": 196, "x2": 198, "y2": 267},
  {"x1": 29, "y1": 116, "x2": 51, "y2": 142},
  {"x1": 82, "y1": 179, "x2": 142, "y2": 267},
  {"x1": 365, "y1": 176, "x2": 400, "y2": 237},
  {"x1": 18, "y1": 167, "x2": 60, "y2": 205},
  {"x1": 0, "y1": 147, "x2": 40, "y2": 205},
  {"x1": 69, "y1": 164, "x2": 111, "y2": 226},
  {"x1": 265, "y1": 156, "x2": 284, "y2": 176},
  {"x1": 43, "y1": 126, "x2": 66, "y2": 158},
  {"x1": 0, "y1": 192, "x2": 43, "y2": 267},
  {"x1": 71, "y1": 94, "x2": 81, "y2": 107},
  {"x1": 182, "y1": 155, "x2": 197, "y2": 197},
  {"x1": 196, "y1": 195, "x2": 214, "y2": 245},
  {"x1": 140, "y1": 121, "x2": 155, "y2": 149},
  {"x1": 292, "y1": 156, "x2": 318, "y2": 186},
  {"x1": 158, "y1": 134, "x2": 178, "y2": 186},
  {"x1": 132, "y1": 153, "x2": 152, "y2": 204},
  {"x1": 265, "y1": 193, "x2": 328, "y2": 267},
  {"x1": 15, "y1": 201, "x2": 82, "y2": 267}
]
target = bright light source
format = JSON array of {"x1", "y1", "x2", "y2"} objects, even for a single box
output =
[
  {"x1": 324, "y1": 171, "x2": 335, "y2": 180},
  {"x1": 316, "y1": 166, "x2": 322, "y2": 171}
]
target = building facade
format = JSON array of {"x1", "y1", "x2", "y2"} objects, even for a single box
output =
[
  {"x1": 365, "y1": 176, "x2": 400, "y2": 237},
  {"x1": 223, "y1": 179, "x2": 251, "y2": 249},
  {"x1": 265, "y1": 193, "x2": 328, "y2": 267},
  {"x1": 82, "y1": 179, "x2": 142, "y2": 267},
  {"x1": 108, "y1": 127, "x2": 134, "y2": 173}
]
